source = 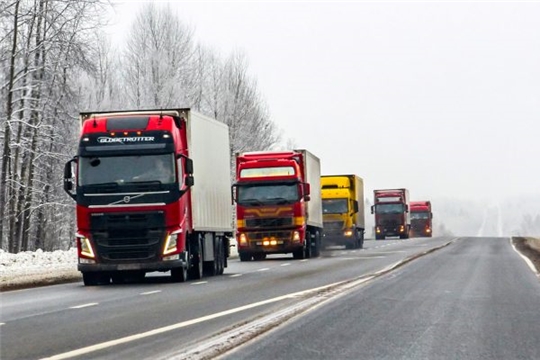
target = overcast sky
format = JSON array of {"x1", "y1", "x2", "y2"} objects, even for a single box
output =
[{"x1": 108, "y1": 1, "x2": 540, "y2": 203}]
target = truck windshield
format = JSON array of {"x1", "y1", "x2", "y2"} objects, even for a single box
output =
[
  {"x1": 375, "y1": 203, "x2": 404, "y2": 214},
  {"x1": 237, "y1": 184, "x2": 299, "y2": 205},
  {"x1": 79, "y1": 154, "x2": 175, "y2": 186},
  {"x1": 411, "y1": 212, "x2": 430, "y2": 220},
  {"x1": 322, "y1": 199, "x2": 348, "y2": 214}
]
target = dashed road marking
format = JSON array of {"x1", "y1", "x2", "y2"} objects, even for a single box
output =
[
  {"x1": 70, "y1": 303, "x2": 98, "y2": 309},
  {"x1": 191, "y1": 281, "x2": 208, "y2": 285},
  {"x1": 257, "y1": 268, "x2": 269, "y2": 272},
  {"x1": 229, "y1": 274, "x2": 243, "y2": 278},
  {"x1": 140, "y1": 290, "x2": 161, "y2": 296},
  {"x1": 300, "y1": 259, "x2": 308, "y2": 262},
  {"x1": 280, "y1": 263, "x2": 291, "y2": 267}
]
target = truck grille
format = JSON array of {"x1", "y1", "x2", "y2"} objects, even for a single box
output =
[
  {"x1": 324, "y1": 221, "x2": 344, "y2": 231},
  {"x1": 90, "y1": 212, "x2": 165, "y2": 262},
  {"x1": 249, "y1": 230, "x2": 292, "y2": 241},
  {"x1": 245, "y1": 217, "x2": 293, "y2": 228}
]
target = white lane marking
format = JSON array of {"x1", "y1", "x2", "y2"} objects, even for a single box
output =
[
  {"x1": 257, "y1": 268, "x2": 269, "y2": 272},
  {"x1": 140, "y1": 290, "x2": 161, "y2": 296},
  {"x1": 300, "y1": 259, "x2": 308, "y2": 262},
  {"x1": 280, "y1": 263, "x2": 291, "y2": 267},
  {"x1": 43, "y1": 280, "x2": 351, "y2": 360},
  {"x1": 0, "y1": 323, "x2": 5, "y2": 326},
  {"x1": 70, "y1": 303, "x2": 98, "y2": 309},
  {"x1": 229, "y1": 274, "x2": 242, "y2": 278},
  {"x1": 191, "y1": 281, "x2": 208, "y2": 285}
]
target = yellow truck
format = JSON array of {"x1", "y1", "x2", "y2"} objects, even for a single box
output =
[{"x1": 321, "y1": 175, "x2": 365, "y2": 249}]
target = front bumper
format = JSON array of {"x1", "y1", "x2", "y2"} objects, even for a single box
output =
[{"x1": 78, "y1": 252, "x2": 187, "y2": 272}]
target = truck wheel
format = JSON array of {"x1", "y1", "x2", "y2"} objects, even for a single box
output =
[
  {"x1": 311, "y1": 231, "x2": 321, "y2": 257},
  {"x1": 217, "y1": 238, "x2": 225, "y2": 275},
  {"x1": 304, "y1": 232, "x2": 312, "y2": 258},
  {"x1": 111, "y1": 272, "x2": 125, "y2": 284},
  {"x1": 253, "y1": 253, "x2": 266, "y2": 261},
  {"x1": 239, "y1": 252, "x2": 252, "y2": 261},
  {"x1": 82, "y1": 272, "x2": 109, "y2": 286},
  {"x1": 171, "y1": 265, "x2": 188, "y2": 282},
  {"x1": 189, "y1": 236, "x2": 204, "y2": 280},
  {"x1": 293, "y1": 249, "x2": 305, "y2": 260}
]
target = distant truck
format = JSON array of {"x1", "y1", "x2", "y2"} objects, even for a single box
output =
[
  {"x1": 63, "y1": 109, "x2": 233, "y2": 285},
  {"x1": 233, "y1": 150, "x2": 323, "y2": 260},
  {"x1": 321, "y1": 175, "x2": 365, "y2": 249},
  {"x1": 410, "y1": 201, "x2": 433, "y2": 237},
  {"x1": 371, "y1": 188, "x2": 410, "y2": 240}
]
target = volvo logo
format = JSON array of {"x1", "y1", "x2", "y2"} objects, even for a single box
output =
[{"x1": 123, "y1": 196, "x2": 131, "y2": 203}]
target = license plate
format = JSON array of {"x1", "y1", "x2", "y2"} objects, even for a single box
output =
[{"x1": 118, "y1": 264, "x2": 140, "y2": 271}]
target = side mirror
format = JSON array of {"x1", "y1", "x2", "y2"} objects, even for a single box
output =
[
  {"x1": 405, "y1": 205, "x2": 409, "y2": 213},
  {"x1": 63, "y1": 158, "x2": 77, "y2": 200},
  {"x1": 303, "y1": 183, "x2": 311, "y2": 201},
  {"x1": 353, "y1": 200, "x2": 359, "y2": 213},
  {"x1": 231, "y1": 184, "x2": 237, "y2": 204},
  {"x1": 431, "y1": 212, "x2": 434, "y2": 219},
  {"x1": 185, "y1": 175, "x2": 194, "y2": 187},
  {"x1": 370, "y1": 205, "x2": 374, "y2": 214},
  {"x1": 185, "y1": 158, "x2": 194, "y2": 175}
]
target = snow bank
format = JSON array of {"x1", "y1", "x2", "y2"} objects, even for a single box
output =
[{"x1": 0, "y1": 248, "x2": 80, "y2": 291}]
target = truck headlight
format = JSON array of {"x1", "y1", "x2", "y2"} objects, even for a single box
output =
[
  {"x1": 343, "y1": 229, "x2": 353, "y2": 237},
  {"x1": 77, "y1": 234, "x2": 95, "y2": 259},
  {"x1": 163, "y1": 232, "x2": 179, "y2": 255},
  {"x1": 239, "y1": 233, "x2": 248, "y2": 245},
  {"x1": 292, "y1": 231, "x2": 301, "y2": 242},
  {"x1": 399, "y1": 225, "x2": 405, "y2": 233}
]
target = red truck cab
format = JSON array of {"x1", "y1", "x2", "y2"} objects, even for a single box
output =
[
  {"x1": 410, "y1": 201, "x2": 433, "y2": 237},
  {"x1": 233, "y1": 151, "x2": 323, "y2": 260},
  {"x1": 371, "y1": 188, "x2": 411, "y2": 240}
]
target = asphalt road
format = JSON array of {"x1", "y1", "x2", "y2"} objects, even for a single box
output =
[
  {"x1": 224, "y1": 237, "x2": 540, "y2": 360},
  {"x1": 2, "y1": 236, "x2": 537, "y2": 359}
]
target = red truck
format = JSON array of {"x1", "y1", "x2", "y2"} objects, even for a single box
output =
[
  {"x1": 410, "y1": 201, "x2": 433, "y2": 237},
  {"x1": 233, "y1": 150, "x2": 323, "y2": 260},
  {"x1": 63, "y1": 109, "x2": 233, "y2": 285},
  {"x1": 371, "y1": 188, "x2": 410, "y2": 240}
]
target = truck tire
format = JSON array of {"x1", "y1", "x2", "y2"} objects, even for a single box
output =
[
  {"x1": 217, "y1": 238, "x2": 225, "y2": 275},
  {"x1": 189, "y1": 235, "x2": 204, "y2": 280},
  {"x1": 304, "y1": 232, "x2": 312, "y2": 259},
  {"x1": 171, "y1": 265, "x2": 188, "y2": 282},
  {"x1": 239, "y1": 252, "x2": 252, "y2": 262},
  {"x1": 293, "y1": 249, "x2": 305, "y2": 260},
  {"x1": 253, "y1": 253, "x2": 267, "y2": 261},
  {"x1": 111, "y1": 272, "x2": 125, "y2": 284},
  {"x1": 311, "y1": 231, "x2": 321, "y2": 257},
  {"x1": 82, "y1": 272, "x2": 109, "y2": 286}
]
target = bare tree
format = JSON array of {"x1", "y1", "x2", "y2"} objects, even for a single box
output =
[
  {"x1": 123, "y1": 3, "x2": 195, "y2": 109},
  {"x1": 0, "y1": 0, "x2": 112, "y2": 252}
]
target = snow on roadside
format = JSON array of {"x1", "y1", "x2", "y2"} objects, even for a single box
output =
[{"x1": 0, "y1": 248, "x2": 80, "y2": 291}]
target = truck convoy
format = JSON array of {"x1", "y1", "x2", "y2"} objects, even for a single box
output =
[
  {"x1": 321, "y1": 175, "x2": 365, "y2": 249},
  {"x1": 371, "y1": 188, "x2": 411, "y2": 240},
  {"x1": 233, "y1": 150, "x2": 323, "y2": 260},
  {"x1": 63, "y1": 109, "x2": 233, "y2": 286},
  {"x1": 410, "y1": 201, "x2": 433, "y2": 237}
]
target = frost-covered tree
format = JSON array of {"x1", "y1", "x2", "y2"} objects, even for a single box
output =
[
  {"x1": 123, "y1": 3, "x2": 195, "y2": 108},
  {"x1": 0, "y1": 0, "x2": 112, "y2": 252}
]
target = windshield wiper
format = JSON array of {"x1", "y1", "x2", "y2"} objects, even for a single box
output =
[
  {"x1": 268, "y1": 197, "x2": 293, "y2": 205},
  {"x1": 88, "y1": 182, "x2": 120, "y2": 187},
  {"x1": 124, "y1": 180, "x2": 163, "y2": 185},
  {"x1": 239, "y1": 198, "x2": 264, "y2": 206}
]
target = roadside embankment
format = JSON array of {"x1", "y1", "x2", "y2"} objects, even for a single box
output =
[{"x1": 512, "y1": 237, "x2": 540, "y2": 274}]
